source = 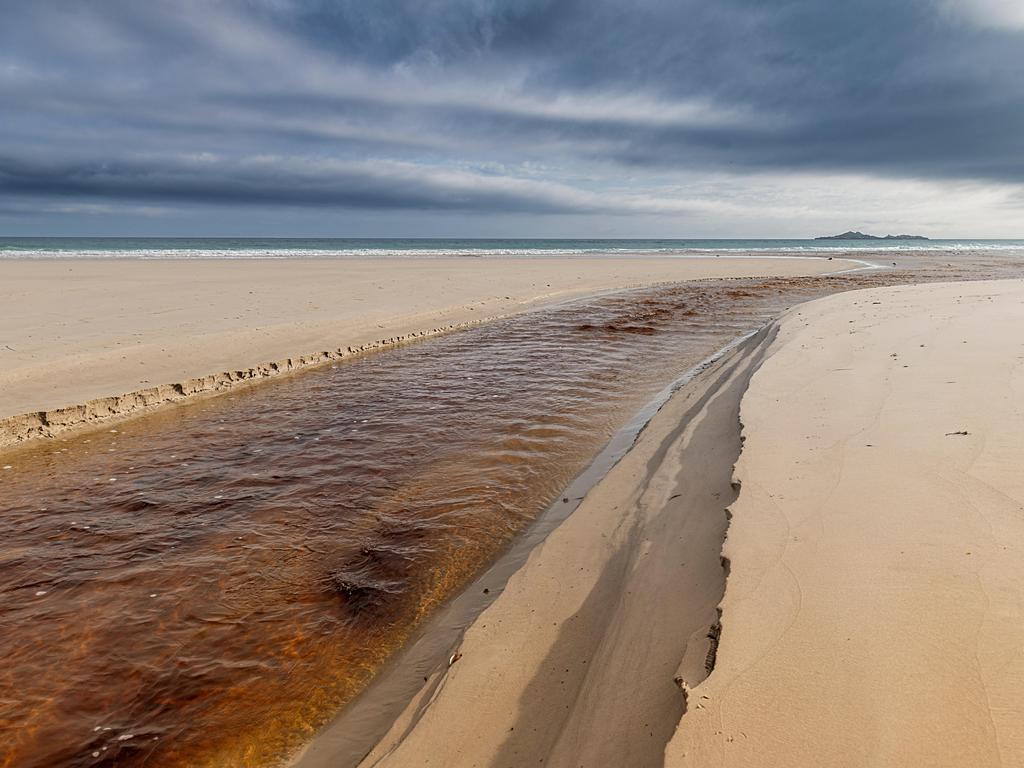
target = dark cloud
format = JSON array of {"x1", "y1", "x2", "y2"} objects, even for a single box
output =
[
  {"x1": 0, "y1": 154, "x2": 656, "y2": 215},
  {"x1": 1, "y1": 0, "x2": 1023, "y2": 222}
]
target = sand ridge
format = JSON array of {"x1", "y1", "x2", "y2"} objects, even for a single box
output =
[
  {"x1": 331, "y1": 328, "x2": 774, "y2": 768},
  {"x1": 668, "y1": 279, "x2": 1024, "y2": 766},
  {"x1": 332, "y1": 278, "x2": 1024, "y2": 768}
]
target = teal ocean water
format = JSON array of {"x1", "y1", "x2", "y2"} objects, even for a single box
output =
[{"x1": 2, "y1": 237, "x2": 1023, "y2": 258}]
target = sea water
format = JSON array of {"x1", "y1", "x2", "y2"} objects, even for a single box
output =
[{"x1": 3, "y1": 236, "x2": 1024, "y2": 259}]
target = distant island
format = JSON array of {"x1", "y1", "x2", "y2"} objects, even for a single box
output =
[{"x1": 814, "y1": 231, "x2": 929, "y2": 241}]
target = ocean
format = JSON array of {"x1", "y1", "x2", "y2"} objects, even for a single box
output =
[{"x1": 2, "y1": 237, "x2": 1024, "y2": 259}]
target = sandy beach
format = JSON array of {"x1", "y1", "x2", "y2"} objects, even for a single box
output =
[
  {"x1": 670, "y1": 279, "x2": 1024, "y2": 766},
  {"x1": 0, "y1": 255, "x2": 849, "y2": 450},
  {"x1": 8, "y1": 2, "x2": 1024, "y2": 766},
  {"x1": 336, "y1": 278, "x2": 1024, "y2": 767},
  {"x1": 9, "y1": 254, "x2": 1024, "y2": 767},
  {"x1": 329, "y1": 328, "x2": 767, "y2": 768}
]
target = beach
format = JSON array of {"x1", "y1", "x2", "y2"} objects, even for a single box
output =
[
  {"x1": 7, "y1": 252, "x2": 1024, "y2": 767},
  {"x1": 9, "y1": 0, "x2": 1024, "y2": 765},
  {"x1": 341, "y1": 278, "x2": 1024, "y2": 767},
  {"x1": 670, "y1": 279, "x2": 1024, "y2": 766},
  {"x1": 330, "y1": 325, "x2": 768, "y2": 768},
  {"x1": 1, "y1": 253, "x2": 878, "y2": 768},
  {"x1": 0, "y1": 255, "x2": 848, "y2": 450}
]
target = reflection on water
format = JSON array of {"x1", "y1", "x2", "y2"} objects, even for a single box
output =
[{"x1": 0, "y1": 259, "x2": 1018, "y2": 767}]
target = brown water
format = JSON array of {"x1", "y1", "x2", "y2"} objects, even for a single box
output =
[{"x1": 1, "y1": 255, "x2": 1020, "y2": 768}]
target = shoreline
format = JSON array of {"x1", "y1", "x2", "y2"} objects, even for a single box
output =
[
  {"x1": 0, "y1": 309, "x2": 509, "y2": 453},
  {"x1": 294, "y1": 319, "x2": 774, "y2": 768},
  {"x1": 333, "y1": 276, "x2": 1024, "y2": 768},
  {"x1": 0, "y1": 255, "x2": 855, "y2": 453},
  {"x1": 8, "y1": 264, "x2": 1020, "y2": 764},
  {"x1": 3, "y1": 269, "x2": 835, "y2": 768},
  {"x1": 289, "y1": 323, "x2": 775, "y2": 768}
]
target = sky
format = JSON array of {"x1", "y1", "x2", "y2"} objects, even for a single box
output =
[{"x1": 2, "y1": 0, "x2": 1024, "y2": 238}]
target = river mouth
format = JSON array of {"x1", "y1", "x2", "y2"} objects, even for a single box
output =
[{"x1": 1, "y1": 258, "x2": 1018, "y2": 768}]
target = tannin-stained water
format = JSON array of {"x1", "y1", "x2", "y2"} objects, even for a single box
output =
[{"x1": 1, "y1": 259, "x2": 1020, "y2": 767}]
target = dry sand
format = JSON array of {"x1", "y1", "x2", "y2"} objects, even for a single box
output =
[
  {"x1": 670, "y1": 279, "x2": 1024, "y2": 767},
  {"x1": 346, "y1": 278, "x2": 1024, "y2": 768},
  {"x1": 0, "y1": 255, "x2": 847, "y2": 449}
]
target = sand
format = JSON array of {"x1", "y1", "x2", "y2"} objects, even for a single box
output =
[
  {"x1": 669, "y1": 279, "x2": 1024, "y2": 766},
  {"x1": 344, "y1": 327, "x2": 769, "y2": 768},
  {"x1": 343, "y1": 278, "x2": 1024, "y2": 768},
  {"x1": 0, "y1": 255, "x2": 847, "y2": 449}
]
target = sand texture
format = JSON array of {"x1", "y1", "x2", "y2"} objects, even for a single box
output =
[
  {"x1": 349, "y1": 278, "x2": 1024, "y2": 768},
  {"x1": 0, "y1": 256, "x2": 845, "y2": 450},
  {"x1": 348, "y1": 328, "x2": 771, "y2": 768},
  {"x1": 669, "y1": 279, "x2": 1024, "y2": 766}
]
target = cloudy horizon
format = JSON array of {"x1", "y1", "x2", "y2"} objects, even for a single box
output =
[{"x1": 3, "y1": 0, "x2": 1024, "y2": 238}]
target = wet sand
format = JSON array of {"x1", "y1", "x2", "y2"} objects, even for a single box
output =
[
  {"x1": 359, "y1": 277, "x2": 1024, "y2": 768},
  {"x1": 339, "y1": 329, "x2": 770, "y2": 768},
  {"x1": 0, "y1": 275, "x2": 875, "y2": 768},
  {"x1": 7, "y1": 254, "x2": 1024, "y2": 767},
  {"x1": 0, "y1": 255, "x2": 851, "y2": 450}
]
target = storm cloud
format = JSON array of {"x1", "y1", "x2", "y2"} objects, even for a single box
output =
[{"x1": 3, "y1": 0, "x2": 1024, "y2": 234}]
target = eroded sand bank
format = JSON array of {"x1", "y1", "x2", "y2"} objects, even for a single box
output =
[
  {"x1": 300, "y1": 325, "x2": 773, "y2": 768},
  {"x1": 0, "y1": 256, "x2": 847, "y2": 449},
  {"x1": 670, "y1": 279, "x2": 1024, "y2": 766},
  {"x1": 345, "y1": 278, "x2": 1024, "y2": 768}
]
